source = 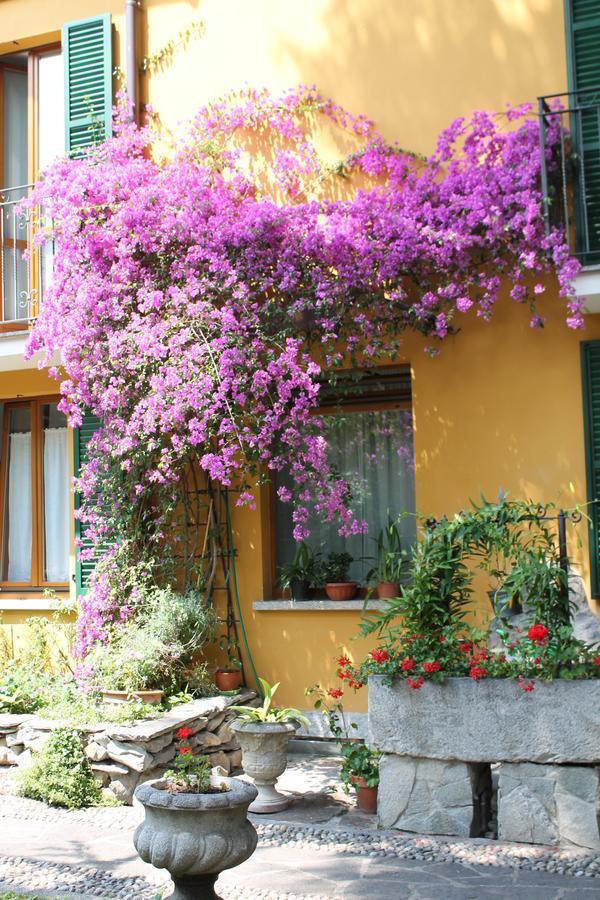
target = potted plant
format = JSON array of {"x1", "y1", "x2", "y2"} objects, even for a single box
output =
[
  {"x1": 366, "y1": 516, "x2": 405, "y2": 599},
  {"x1": 134, "y1": 726, "x2": 258, "y2": 898},
  {"x1": 279, "y1": 541, "x2": 319, "y2": 601},
  {"x1": 215, "y1": 635, "x2": 244, "y2": 692},
  {"x1": 323, "y1": 551, "x2": 357, "y2": 601},
  {"x1": 307, "y1": 683, "x2": 380, "y2": 814},
  {"x1": 230, "y1": 677, "x2": 309, "y2": 813},
  {"x1": 86, "y1": 629, "x2": 168, "y2": 706},
  {"x1": 340, "y1": 742, "x2": 380, "y2": 813}
]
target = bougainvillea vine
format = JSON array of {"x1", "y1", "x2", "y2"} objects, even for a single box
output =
[{"x1": 24, "y1": 86, "x2": 581, "y2": 654}]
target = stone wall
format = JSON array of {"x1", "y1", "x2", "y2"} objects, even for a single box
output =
[
  {"x1": 0, "y1": 691, "x2": 254, "y2": 804},
  {"x1": 368, "y1": 676, "x2": 600, "y2": 850}
]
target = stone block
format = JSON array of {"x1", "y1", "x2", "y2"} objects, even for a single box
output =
[
  {"x1": 144, "y1": 731, "x2": 174, "y2": 754},
  {"x1": 14, "y1": 748, "x2": 33, "y2": 768},
  {"x1": 0, "y1": 714, "x2": 34, "y2": 731},
  {"x1": 5, "y1": 731, "x2": 25, "y2": 747},
  {"x1": 378, "y1": 755, "x2": 474, "y2": 836},
  {"x1": 107, "y1": 771, "x2": 140, "y2": 804},
  {"x1": 227, "y1": 749, "x2": 243, "y2": 770},
  {"x1": 105, "y1": 739, "x2": 153, "y2": 773},
  {"x1": 369, "y1": 676, "x2": 600, "y2": 763},
  {"x1": 206, "y1": 750, "x2": 231, "y2": 773},
  {"x1": 152, "y1": 745, "x2": 176, "y2": 767},
  {"x1": 191, "y1": 730, "x2": 223, "y2": 750},
  {"x1": 206, "y1": 712, "x2": 228, "y2": 732},
  {"x1": 85, "y1": 741, "x2": 109, "y2": 762},
  {"x1": 498, "y1": 762, "x2": 600, "y2": 850},
  {"x1": 15, "y1": 727, "x2": 50, "y2": 752},
  {"x1": 215, "y1": 721, "x2": 234, "y2": 743}
]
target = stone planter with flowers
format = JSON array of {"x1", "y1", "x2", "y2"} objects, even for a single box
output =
[{"x1": 134, "y1": 725, "x2": 258, "y2": 900}]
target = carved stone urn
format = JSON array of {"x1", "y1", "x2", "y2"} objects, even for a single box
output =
[
  {"x1": 133, "y1": 777, "x2": 258, "y2": 900},
  {"x1": 230, "y1": 720, "x2": 296, "y2": 813}
]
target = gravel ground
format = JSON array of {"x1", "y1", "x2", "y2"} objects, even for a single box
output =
[{"x1": 2, "y1": 759, "x2": 600, "y2": 897}]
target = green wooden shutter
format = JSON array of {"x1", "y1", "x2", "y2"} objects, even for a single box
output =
[
  {"x1": 565, "y1": 0, "x2": 600, "y2": 257},
  {"x1": 73, "y1": 412, "x2": 101, "y2": 595},
  {"x1": 581, "y1": 341, "x2": 600, "y2": 598},
  {"x1": 63, "y1": 14, "x2": 113, "y2": 156}
]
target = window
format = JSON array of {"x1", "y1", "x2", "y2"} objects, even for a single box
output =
[
  {"x1": 0, "y1": 398, "x2": 70, "y2": 587},
  {"x1": 0, "y1": 46, "x2": 64, "y2": 327},
  {"x1": 273, "y1": 368, "x2": 417, "y2": 586}
]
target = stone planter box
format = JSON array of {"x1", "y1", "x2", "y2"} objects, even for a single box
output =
[
  {"x1": 369, "y1": 676, "x2": 600, "y2": 763},
  {"x1": 368, "y1": 676, "x2": 600, "y2": 849},
  {"x1": 0, "y1": 691, "x2": 254, "y2": 804}
]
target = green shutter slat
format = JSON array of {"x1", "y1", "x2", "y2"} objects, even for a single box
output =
[
  {"x1": 73, "y1": 412, "x2": 102, "y2": 595},
  {"x1": 581, "y1": 342, "x2": 600, "y2": 599},
  {"x1": 63, "y1": 14, "x2": 112, "y2": 157},
  {"x1": 565, "y1": 1, "x2": 600, "y2": 255}
]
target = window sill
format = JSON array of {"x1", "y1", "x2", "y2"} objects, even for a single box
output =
[
  {"x1": 0, "y1": 596, "x2": 69, "y2": 611},
  {"x1": 253, "y1": 599, "x2": 387, "y2": 612}
]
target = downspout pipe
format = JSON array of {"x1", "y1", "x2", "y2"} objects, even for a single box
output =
[{"x1": 125, "y1": 0, "x2": 139, "y2": 122}]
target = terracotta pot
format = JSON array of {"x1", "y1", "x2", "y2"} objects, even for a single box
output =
[
  {"x1": 325, "y1": 582, "x2": 358, "y2": 601},
  {"x1": 352, "y1": 777, "x2": 378, "y2": 814},
  {"x1": 215, "y1": 669, "x2": 242, "y2": 692},
  {"x1": 101, "y1": 689, "x2": 163, "y2": 706},
  {"x1": 376, "y1": 581, "x2": 400, "y2": 599}
]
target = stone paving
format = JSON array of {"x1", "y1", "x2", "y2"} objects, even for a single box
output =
[{"x1": 1, "y1": 751, "x2": 600, "y2": 898}]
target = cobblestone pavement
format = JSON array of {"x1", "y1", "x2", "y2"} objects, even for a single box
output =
[{"x1": 1, "y1": 754, "x2": 600, "y2": 899}]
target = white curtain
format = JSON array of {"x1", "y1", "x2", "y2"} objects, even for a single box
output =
[
  {"x1": 275, "y1": 409, "x2": 417, "y2": 583},
  {"x1": 43, "y1": 427, "x2": 69, "y2": 582},
  {"x1": 3, "y1": 68, "x2": 28, "y2": 321},
  {"x1": 7, "y1": 431, "x2": 31, "y2": 582}
]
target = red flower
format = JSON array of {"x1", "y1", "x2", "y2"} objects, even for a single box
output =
[
  {"x1": 469, "y1": 665, "x2": 487, "y2": 682},
  {"x1": 497, "y1": 653, "x2": 507, "y2": 663},
  {"x1": 337, "y1": 668, "x2": 350, "y2": 680},
  {"x1": 438, "y1": 635, "x2": 446, "y2": 643},
  {"x1": 337, "y1": 655, "x2": 351, "y2": 668},
  {"x1": 400, "y1": 657, "x2": 415, "y2": 672},
  {"x1": 527, "y1": 624, "x2": 549, "y2": 646},
  {"x1": 458, "y1": 642, "x2": 472, "y2": 654},
  {"x1": 348, "y1": 679, "x2": 364, "y2": 690},
  {"x1": 406, "y1": 676, "x2": 424, "y2": 690},
  {"x1": 518, "y1": 675, "x2": 535, "y2": 693},
  {"x1": 593, "y1": 656, "x2": 600, "y2": 666},
  {"x1": 422, "y1": 660, "x2": 441, "y2": 673},
  {"x1": 178, "y1": 746, "x2": 193, "y2": 755},
  {"x1": 327, "y1": 687, "x2": 344, "y2": 699},
  {"x1": 176, "y1": 726, "x2": 193, "y2": 741},
  {"x1": 370, "y1": 648, "x2": 390, "y2": 664}
]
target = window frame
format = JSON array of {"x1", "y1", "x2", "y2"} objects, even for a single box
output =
[
  {"x1": 268, "y1": 386, "x2": 414, "y2": 597},
  {"x1": 0, "y1": 394, "x2": 70, "y2": 590},
  {"x1": 0, "y1": 41, "x2": 61, "y2": 334}
]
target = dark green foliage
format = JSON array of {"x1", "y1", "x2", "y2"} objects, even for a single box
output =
[{"x1": 19, "y1": 727, "x2": 102, "y2": 809}]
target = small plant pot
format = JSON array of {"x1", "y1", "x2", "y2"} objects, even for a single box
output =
[
  {"x1": 376, "y1": 581, "x2": 399, "y2": 599},
  {"x1": 215, "y1": 669, "x2": 242, "y2": 692},
  {"x1": 101, "y1": 689, "x2": 163, "y2": 706},
  {"x1": 352, "y1": 777, "x2": 378, "y2": 814},
  {"x1": 231, "y1": 720, "x2": 296, "y2": 813},
  {"x1": 290, "y1": 579, "x2": 311, "y2": 601},
  {"x1": 325, "y1": 582, "x2": 357, "y2": 601}
]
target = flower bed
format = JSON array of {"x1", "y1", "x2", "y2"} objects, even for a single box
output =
[{"x1": 0, "y1": 692, "x2": 253, "y2": 804}]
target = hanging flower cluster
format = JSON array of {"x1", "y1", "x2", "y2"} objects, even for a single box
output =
[{"x1": 24, "y1": 86, "x2": 580, "y2": 654}]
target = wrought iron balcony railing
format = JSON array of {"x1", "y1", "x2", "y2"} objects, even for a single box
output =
[
  {"x1": 539, "y1": 88, "x2": 600, "y2": 266},
  {"x1": 0, "y1": 184, "x2": 52, "y2": 329}
]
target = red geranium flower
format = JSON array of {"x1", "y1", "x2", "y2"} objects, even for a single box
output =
[
  {"x1": 422, "y1": 660, "x2": 441, "y2": 673},
  {"x1": 178, "y1": 746, "x2": 193, "y2": 755},
  {"x1": 458, "y1": 642, "x2": 471, "y2": 654},
  {"x1": 527, "y1": 624, "x2": 549, "y2": 645},
  {"x1": 593, "y1": 656, "x2": 600, "y2": 666},
  {"x1": 337, "y1": 655, "x2": 351, "y2": 668},
  {"x1": 327, "y1": 687, "x2": 344, "y2": 699},
  {"x1": 400, "y1": 657, "x2": 415, "y2": 672},
  {"x1": 469, "y1": 665, "x2": 487, "y2": 681},
  {"x1": 370, "y1": 648, "x2": 390, "y2": 664},
  {"x1": 406, "y1": 676, "x2": 424, "y2": 690},
  {"x1": 518, "y1": 674, "x2": 535, "y2": 693},
  {"x1": 176, "y1": 726, "x2": 193, "y2": 741}
]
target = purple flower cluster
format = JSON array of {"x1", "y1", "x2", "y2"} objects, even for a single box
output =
[{"x1": 24, "y1": 87, "x2": 580, "y2": 654}]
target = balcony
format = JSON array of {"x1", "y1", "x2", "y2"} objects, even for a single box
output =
[{"x1": 539, "y1": 88, "x2": 600, "y2": 311}]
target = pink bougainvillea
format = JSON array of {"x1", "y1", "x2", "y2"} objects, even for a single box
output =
[{"x1": 24, "y1": 87, "x2": 581, "y2": 653}]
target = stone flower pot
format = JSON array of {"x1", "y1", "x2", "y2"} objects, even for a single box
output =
[
  {"x1": 101, "y1": 689, "x2": 164, "y2": 705},
  {"x1": 133, "y1": 777, "x2": 258, "y2": 900},
  {"x1": 231, "y1": 720, "x2": 296, "y2": 813}
]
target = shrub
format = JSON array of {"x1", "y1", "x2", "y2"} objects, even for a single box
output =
[{"x1": 19, "y1": 727, "x2": 102, "y2": 809}]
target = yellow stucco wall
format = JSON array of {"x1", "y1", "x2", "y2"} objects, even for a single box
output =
[{"x1": 0, "y1": 1, "x2": 592, "y2": 710}]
